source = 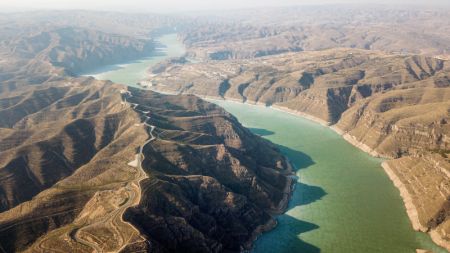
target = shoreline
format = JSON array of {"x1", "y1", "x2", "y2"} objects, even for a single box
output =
[
  {"x1": 201, "y1": 97, "x2": 389, "y2": 159},
  {"x1": 381, "y1": 162, "x2": 425, "y2": 232},
  {"x1": 195, "y1": 95, "x2": 447, "y2": 252},
  {"x1": 244, "y1": 155, "x2": 296, "y2": 250},
  {"x1": 270, "y1": 105, "x2": 389, "y2": 159},
  {"x1": 382, "y1": 162, "x2": 450, "y2": 252}
]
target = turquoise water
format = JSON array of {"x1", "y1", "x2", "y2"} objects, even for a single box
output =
[
  {"x1": 212, "y1": 101, "x2": 447, "y2": 253},
  {"x1": 82, "y1": 33, "x2": 185, "y2": 87},
  {"x1": 84, "y1": 33, "x2": 446, "y2": 253}
]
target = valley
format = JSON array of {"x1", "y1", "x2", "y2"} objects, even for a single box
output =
[
  {"x1": 0, "y1": 6, "x2": 449, "y2": 253},
  {"x1": 147, "y1": 48, "x2": 450, "y2": 251},
  {"x1": 89, "y1": 35, "x2": 449, "y2": 252}
]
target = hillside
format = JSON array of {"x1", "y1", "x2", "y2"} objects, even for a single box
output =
[
  {"x1": 146, "y1": 49, "x2": 450, "y2": 250},
  {"x1": 0, "y1": 11, "x2": 293, "y2": 253},
  {"x1": 0, "y1": 79, "x2": 292, "y2": 252},
  {"x1": 180, "y1": 6, "x2": 450, "y2": 60},
  {"x1": 1, "y1": 7, "x2": 450, "y2": 252}
]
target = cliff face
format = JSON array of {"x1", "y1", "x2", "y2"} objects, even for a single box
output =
[
  {"x1": 2, "y1": 7, "x2": 449, "y2": 252},
  {"x1": 383, "y1": 155, "x2": 450, "y2": 251},
  {"x1": 148, "y1": 49, "x2": 447, "y2": 123},
  {"x1": 336, "y1": 86, "x2": 450, "y2": 158}
]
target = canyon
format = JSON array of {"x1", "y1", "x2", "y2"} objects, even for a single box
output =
[
  {"x1": 0, "y1": 12, "x2": 292, "y2": 253},
  {"x1": 146, "y1": 47, "x2": 450, "y2": 251},
  {"x1": 0, "y1": 6, "x2": 449, "y2": 253}
]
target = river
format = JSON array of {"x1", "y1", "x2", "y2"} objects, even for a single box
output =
[
  {"x1": 84, "y1": 33, "x2": 447, "y2": 253},
  {"x1": 213, "y1": 101, "x2": 446, "y2": 253},
  {"x1": 83, "y1": 33, "x2": 185, "y2": 86}
]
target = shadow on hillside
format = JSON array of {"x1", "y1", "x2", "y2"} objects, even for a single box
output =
[
  {"x1": 253, "y1": 215, "x2": 321, "y2": 253},
  {"x1": 275, "y1": 144, "x2": 325, "y2": 207},
  {"x1": 248, "y1": 127, "x2": 275, "y2": 136},
  {"x1": 276, "y1": 144, "x2": 315, "y2": 172},
  {"x1": 250, "y1": 129, "x2": 326, "y2": 253}
]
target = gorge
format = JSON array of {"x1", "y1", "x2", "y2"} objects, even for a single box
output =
[
  {"x1": 1, "y1": 6, "x2": 449, "y2": 253},
  {"x1": 85, "y1": 33, "x2": 448, "y2": 253}
]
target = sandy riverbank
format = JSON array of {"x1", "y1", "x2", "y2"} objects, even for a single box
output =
[
  {"x1": 381, "y1": 162, "x2": 425, "y2": 232},
  {"x1": 382, "y1": 162, "x2": 450, "y2": 252}
]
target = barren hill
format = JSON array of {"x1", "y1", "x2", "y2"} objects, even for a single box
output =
[
  {"x1": 0, "y1": 78, "x2": 292, "y2": 252},
  {"x1": 146, "y1": 49, "x2": 450, "y2": 250},
  {"x1": 0, "y1": 11, "x2": 292, "y2": 253},
  {"x1": 180, "y1": 6, "x2": 450, "y2": 60}
]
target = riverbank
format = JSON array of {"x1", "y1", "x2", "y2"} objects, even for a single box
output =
[
  {"x1": 382, "y1": 161, "x2": 450, "y2": 252},
  {"x1": 84, "y1": 38, "x2": 447, "y2": 251},
  {"x1": 244, "y1": 153, "x2": 297, "y2": 250},
  {"x1": 202, "y1": 97, "x2": 387, "y2": 159},
  {"x1": 381, "y1": 162, "x2": 425, "y2": 232},
  {"x1": 82, "y1": 33, "x2": 185, "y2": 86},
  {"x1": 203, "y1": 96, "x2": 447, "y2": 252},
  {"x1": 269, "y1": 104, "x2": 448, "y2": 251},
  {"x1": 271, "y1": 105, "x2": 388, "y2": 159}
]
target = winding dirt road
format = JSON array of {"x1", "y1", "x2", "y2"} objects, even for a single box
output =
[{"x1": 58, "y1": 90, "x2": 154, "y2": 253}]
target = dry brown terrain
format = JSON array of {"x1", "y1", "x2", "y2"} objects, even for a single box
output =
[
  {"x1": 0, "y1": 81, "x2": 292, "y2": 252},
  {"x1": 181, "y1": 6, "x2": 450, "y2": 60},
  {"x1": 0, "y1": 12, "x2": 293, "y2": 252},
  {"x1": 146, "y1": 48, "x2": 450, "y2": 250},
  {"x1": 1, "y1": 6, "x2": 450, "y2": 253}
]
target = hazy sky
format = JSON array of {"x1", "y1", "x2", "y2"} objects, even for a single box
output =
[{"x1": 1, "y1": 0, "x2": 449, "y2": 13}]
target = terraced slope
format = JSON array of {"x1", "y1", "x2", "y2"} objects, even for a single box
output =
[
  {"x1": 0, "y1": 81, "x2": 292, "y2": 252},
  {"x1": 147, "y1": 49, "x2": 445, "y2": 123}
]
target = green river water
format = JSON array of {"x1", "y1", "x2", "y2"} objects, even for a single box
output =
[
  {"x1": 83, "y1": 33, "x2": 185, "y2": 86},
  {"x1": 213, "y1": 101, "x2": 446, "y2": 253},
  {"x1": 85, "y1": 33, "x2": 447, "y2": 253}
]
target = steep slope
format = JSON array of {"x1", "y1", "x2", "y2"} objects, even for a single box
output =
[
  {"x1": 2, "y1": 27, "x2": 154, "y2": 76},
  {"x1": 0, "y1": 78, "x2": 145, "y2": 251},
  {"x1": 123, "y1": 88, "x2": 292, "y2": 252},
  {"x1": 147, "y1": 49, "x2": 450, "y2": 250},
  {"x1": 0, "y1": 82, "x2": 292, "y2": 252},
  {"x1": 383, "y1": 155, "x2": 450, "y2": 251},
  {"x1": 147, "y1": 49, "x2": 446, "y2": 123},
  {"x1": 0, "y1": 10, "x2": 295, "y2": 252}
]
